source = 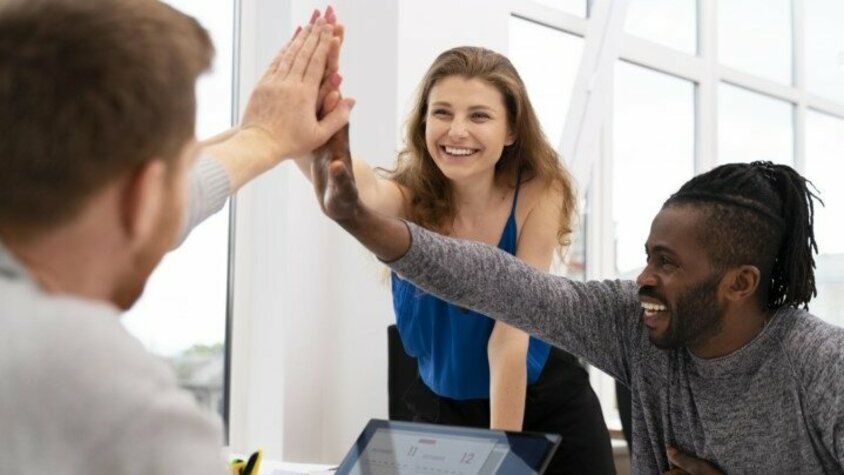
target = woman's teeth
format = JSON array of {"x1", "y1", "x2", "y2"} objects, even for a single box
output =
[{"x1": 443, "y1": 146, "x2": 477, "y2": 156}]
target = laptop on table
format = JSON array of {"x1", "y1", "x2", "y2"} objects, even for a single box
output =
[{"x1": 335, "y1": 419, "x2": 562, "y2": 475}]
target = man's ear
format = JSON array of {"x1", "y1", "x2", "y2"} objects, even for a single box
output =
[
  {"x1": 721, "y1": 265, "x2": 762, "y2": 303},
  {"x1": 121, "y1": 159, "x2": 167, "y2": 247}
]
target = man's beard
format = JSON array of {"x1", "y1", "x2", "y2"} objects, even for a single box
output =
[
  {"x1": 651, "y1": 274, "x2": 725, "y2": 350},
  {"x1": 112, "y1": 194, "x2": 183, "y2": 311}
]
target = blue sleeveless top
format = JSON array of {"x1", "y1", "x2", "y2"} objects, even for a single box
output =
[{"x1": 391, "y1": 179, "x2": 552, "y2": 400}]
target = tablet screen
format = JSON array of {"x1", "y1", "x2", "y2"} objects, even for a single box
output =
[{"x1": 336, "y1": 419, "x2": 561, "y2": 475}]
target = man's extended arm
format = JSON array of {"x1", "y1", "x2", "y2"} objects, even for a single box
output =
[{"x1": 313, "y1": 125, "x2": 640, "y2": 381}]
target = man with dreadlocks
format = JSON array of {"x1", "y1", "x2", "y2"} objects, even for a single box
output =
[{"x1": 312, "y1": 124, "x2": 843, "y2": 474}]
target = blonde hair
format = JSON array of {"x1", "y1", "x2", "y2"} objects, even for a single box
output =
[{"x1": 385, "y1": 46, "x2": 577, "y2": 250}]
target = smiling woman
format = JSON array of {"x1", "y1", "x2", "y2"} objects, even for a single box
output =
[
  {"x1": 297, "y1": 45, "x2": 613, "y2": 474},
  {"x1": 423, "y1": 77, "x2": 515, "y2": 184}
]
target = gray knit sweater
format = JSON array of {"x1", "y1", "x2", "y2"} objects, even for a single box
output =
[{"x1": 389, "y1": 222, "x2": 844, "y2": 474}]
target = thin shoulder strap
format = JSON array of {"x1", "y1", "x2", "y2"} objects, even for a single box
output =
[{"x1": 510, "y1": 168, "x2": 524, "y2": 216}]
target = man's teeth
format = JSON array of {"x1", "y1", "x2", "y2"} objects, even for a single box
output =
[
  {"x1": 444, "y1": 146, "x2": 476, "y2": 156},
  {"x1": 642, "y1": 302, "x2": 667, "y2": 312}
]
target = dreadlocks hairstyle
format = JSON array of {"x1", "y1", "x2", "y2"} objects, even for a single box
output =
[{"x1": 664, "y1": 161, "x2": 822, "y2": 310}]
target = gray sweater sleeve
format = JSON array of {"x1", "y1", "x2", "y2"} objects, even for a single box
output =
[
  {"x1": 388, "y1": 222, "x2": 643, "y2": 383},
  {"x1": 175, "y1": 154, "x2": 232, "y2": 247}
]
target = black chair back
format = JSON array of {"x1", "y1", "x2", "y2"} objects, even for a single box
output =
[{"x1": 387, "y1": 324, "x2": 419, "y2": 421}]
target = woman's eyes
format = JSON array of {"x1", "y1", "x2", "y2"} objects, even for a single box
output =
[{"x1": 429, "y1": 109, "x2": 491, "y2": 121}]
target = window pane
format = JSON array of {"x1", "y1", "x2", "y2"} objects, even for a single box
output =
[
  {"x1": 718, "y1": 83, "x2": 794, "y2": 165},
  {"x1": 509, "y1": 16, "x2": 584, "y2": 148},
  {"x1": 123, "y1": 0, "x2": 234, "y2": 419},
  {"x1": 625, "y1": 0, "x2": 697, "y2": 54},
  {"x1": 531, "y1": 0, "x2": 587, "y2": 17},
  {"x1": 613, "y1": 62, "x2": 695, "y2": 277},
  {"x1": 509, "y1": 16, "x2": 585, "y2": 280},
  {"x1": 806, "y1": 111, "x2": 844, "y2": 327},
  {"x1": 806, "y1": 0, "x2": 844, "y2": 103},
  {"x1": 718, "y1": 0, "x2": 792, "y2": 84},
  {"x1": 563, "y1": 196, "x2": 588, "y2": 282}
]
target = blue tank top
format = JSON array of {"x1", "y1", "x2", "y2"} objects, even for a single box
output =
[{"x1": 391, "y1": 178, "x2": 552, "y2": 400}]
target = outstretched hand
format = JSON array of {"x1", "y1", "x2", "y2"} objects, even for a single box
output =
[
  {"x1": 311, "y1": 124, "x2": 412, "y2": 262},
  {"x1": 312, "y1": 124, "x2": 361, "y2": 224},
  {"x1": 663, "y1": 447, "x2": 725, "y2": 475},
  {"x1": 240, "y1": 15, "x2": 353, "y2": 162}
]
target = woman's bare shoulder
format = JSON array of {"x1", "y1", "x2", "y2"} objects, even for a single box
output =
[{"x1": 516, "y1": 177, "x2": 567, "y2": 226}]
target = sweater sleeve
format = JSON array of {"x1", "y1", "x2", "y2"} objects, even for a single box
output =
[
  {"x1": 388, "y1": 222, "x2": 642, "y2": 383},
  {"x1": 175, "y1": 155, "x2": 232, "y2": 247}
]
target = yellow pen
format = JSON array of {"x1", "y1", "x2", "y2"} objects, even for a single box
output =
[
  {"x1": 243, "y1": 449, "x2": 263, "y2": 475},
  {"x1": 229, "y1": 457, "x2": 246, "y2": 474}
]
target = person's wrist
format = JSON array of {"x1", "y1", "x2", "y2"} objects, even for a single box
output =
[
  {"x1": 341, "y1": 208, "x2": 411, "y2": 263},
  {"x1": 235, "y1": 125, "x2": 288, "y2": 166},
  {"x1": 333, "y1": 199, "x2": 366, "y2": 233}
]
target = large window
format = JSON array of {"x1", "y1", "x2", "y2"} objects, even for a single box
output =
[
  {"x1": 613, "y1": 62, "x2": 694, "y2": 278},
  {"x1": 806, "y1": 111, "x2": 844, "y2": 326},
  {"x1": 806, "y1": 0, "x2": 844, "y2": 103},
  {"x1": 718, "y1": 84, "x2": 794, "y2": 165},
  {"x1": 509, "y1": 15, "x2": 586, "y2": 280},
  {"x1": 624, "y1": 0, "x2": 697, "y2": 54},
  {"x1": 719, "y1": 0, "x2": 793, "y2": 84},
  {"x1": 512, "y1": 0, "x2": 844, "y2": 448},
  {"x1": 122, "y1": 0, "x2": 235, "y2": 420},
  {"x1": 509, "y1": 16, "x2": 584, "y2": 149}
]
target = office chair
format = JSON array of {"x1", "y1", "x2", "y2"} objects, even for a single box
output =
[{"x1": 387, "y1": 324, "x2": 419, "y2": 422}]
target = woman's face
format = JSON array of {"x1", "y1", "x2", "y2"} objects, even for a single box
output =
[{"x1": 424, "y1": 75, "x2": 514, "y2": 185}]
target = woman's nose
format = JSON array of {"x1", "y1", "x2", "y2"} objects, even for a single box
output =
[{"x1": 448, "y1": 119, "x2": 469, "y2": 139}]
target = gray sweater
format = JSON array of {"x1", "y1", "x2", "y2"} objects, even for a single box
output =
[{"x1": 389, "y1": 222, "x2": 844, "y2": 474}]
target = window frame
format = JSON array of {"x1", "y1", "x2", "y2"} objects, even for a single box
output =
[{"x1": 512, "y1": 0, "x2": 844, "y2": 432}]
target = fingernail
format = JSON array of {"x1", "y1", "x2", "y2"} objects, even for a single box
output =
[
  {"x1": 310, "y1": 9, "x2": 319, "y2": 24},
  {"x1": 331, "y1": 73, "x2": 343, "y2": 87}
]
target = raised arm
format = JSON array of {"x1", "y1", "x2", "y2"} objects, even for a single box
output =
[
  {"x1": 204, "y1": 16, "x2": 353, "y2": 193},
  {"x1": 314, "y1": 122, "x2": 639, "y2": 382},
  {"x1": 297, "y1": 151, "x2": 407, "y2": 218},
  {"x1": 177, "y1": 11, "x2": 354, "y2": 245}
]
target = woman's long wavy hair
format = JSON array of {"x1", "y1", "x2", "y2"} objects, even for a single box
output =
[{"x1": 384, "y1": 46, "x2": 577, "y2": 250}]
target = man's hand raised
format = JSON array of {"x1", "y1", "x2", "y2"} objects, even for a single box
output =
[
  {"x1": 312, "y1": 124, "x2": 361, "y2": 224},
  {"x1": 312, "y1": 124, "x2": 411, "y2": 262},
  {"x1": 663, "y1": 447, "x2": 725, "y2": 475}
]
